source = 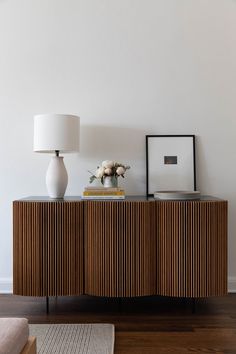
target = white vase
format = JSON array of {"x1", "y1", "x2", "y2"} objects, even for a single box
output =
[
  {"x1": 103, "y1": 176, "x2": 118, "y2": 188},
  {"x1": 46, "y1": 156, "x2": 68, "y2": 198}
]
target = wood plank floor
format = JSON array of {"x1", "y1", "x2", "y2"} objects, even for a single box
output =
[{"x1": 1, "y1": 295, "x2": 236, "y2": 353}]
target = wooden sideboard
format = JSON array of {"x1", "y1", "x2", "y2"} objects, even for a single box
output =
[{"x1": 13, "y1": 196, "x2": 228, "y2": 299}]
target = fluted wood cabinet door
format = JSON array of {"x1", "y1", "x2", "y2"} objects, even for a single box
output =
[
  {"x1": 13, "y1": 201, "x2": 84, "y2": 296},
  {"x1": 13, "y1": 197, "x2": 227, "y2": 299},
  {"x1": 156, "y1": 201, "x2": 228, "y2": 297},
  {"x1": 85, "y1": 201, "x2": 156, "y2": 297}
]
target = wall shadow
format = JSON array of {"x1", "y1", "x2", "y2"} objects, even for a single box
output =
[
  {"x1": 77, "y1": 124, "x2": 148, "y2": 194},
  {"x1": 80, "y1": 124, "x2": 147, "y2": 162}
]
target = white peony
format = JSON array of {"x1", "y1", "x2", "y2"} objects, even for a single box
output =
[
  {"x1": 102, "y1": 160, "x2": 114, "y2": 169},
  {"x1": 95, "y1": 167, "x2": 105, "y2": 178},
  {"x1": 116, "y1": 166, "x2": 125, "y2": 175},
  {"x1": 104, "y1": 168, "x2": 112, "y2": 175}
]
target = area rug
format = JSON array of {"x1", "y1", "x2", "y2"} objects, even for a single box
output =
[{"x1": 29, "y1": 324, "x2": 114, "y2": 354}]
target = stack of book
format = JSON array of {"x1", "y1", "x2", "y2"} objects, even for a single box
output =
[{"x1": 82, "y1": 186, "x2": 125, "y2": 199}]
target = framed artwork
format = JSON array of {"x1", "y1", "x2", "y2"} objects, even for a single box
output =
[{"x1": 146, "y1": 135, "x2": 196, "y2": 197}]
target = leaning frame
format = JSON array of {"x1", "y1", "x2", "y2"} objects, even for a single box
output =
[{"x1": 146, "y1": 135, "x2": 196, "y2": 197}]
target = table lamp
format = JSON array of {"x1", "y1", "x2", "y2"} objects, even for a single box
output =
[{"x1": 34, "y1": 114, "x2": 80, "y2": 199}]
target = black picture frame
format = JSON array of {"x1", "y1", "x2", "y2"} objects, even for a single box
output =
[{"x1": 146, "y1": 135, "x2": 196, "y2": 197}]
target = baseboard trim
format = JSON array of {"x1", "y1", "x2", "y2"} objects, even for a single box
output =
[
  {"x1": 228, "y1": 277, "x2": 236, "y2": 293},
  {"x1": 1, "y1": 277, "x2": 236, "y2": 295},
  {"x1": 0, "y1": 278, "x2": 13, "y2": 294}
]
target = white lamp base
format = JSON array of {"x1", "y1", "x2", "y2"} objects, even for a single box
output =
[{"x1": 46, "y1": 156, "x2": 68, "y2": 198}]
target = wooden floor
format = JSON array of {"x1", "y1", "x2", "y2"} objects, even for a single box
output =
[{"x1": 0, "y1": 295, "x2": 236, "y2": 353}]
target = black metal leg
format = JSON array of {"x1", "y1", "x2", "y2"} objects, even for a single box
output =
[
  {"x1": 192, "y1": 298, "x2": 196, "y2": 314},
  {"x1": 118, "y1": 297, "x2": 122, "y2": 313},
  {"x1": 46, "y1": 296, "x2": 49, "y2": 314}
]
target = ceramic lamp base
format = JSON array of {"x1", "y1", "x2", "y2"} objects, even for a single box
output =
[{"x1": 46, "y1": 156, "x2": 68, "y2": 198}]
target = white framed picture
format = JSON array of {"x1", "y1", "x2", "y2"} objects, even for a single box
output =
[{"x1": 146, "y1": 135, "x2": 196, "y2": 196}]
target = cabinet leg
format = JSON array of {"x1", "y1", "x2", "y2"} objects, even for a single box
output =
[
  {"x1": 46, "y1": 296, "x2": 49, "y2": 314},
  {"x1": 192, "y1": 298, "x2": 196, "y2": 314},
  {"x1": 118, "y1": 297, "x2": 122, "y2": 313}
]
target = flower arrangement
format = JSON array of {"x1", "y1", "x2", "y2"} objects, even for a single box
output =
[{"x1": 89, "y1": 160, "x2": 130, "y2": 185}]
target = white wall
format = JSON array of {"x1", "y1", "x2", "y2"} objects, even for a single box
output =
[{"x1": 0, "y1": 0, "x2": 236, "y2": 293}]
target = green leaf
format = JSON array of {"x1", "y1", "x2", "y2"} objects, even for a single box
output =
[{"x1": 89, "y1": 175, "x2": 96, "y2": 184}]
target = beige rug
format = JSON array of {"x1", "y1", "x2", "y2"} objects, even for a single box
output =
[{"x1": 29, "y1": 324, "x2": 114, "y2": 354}]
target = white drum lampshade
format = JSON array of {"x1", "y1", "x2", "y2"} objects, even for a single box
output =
[{"x1": 34, "y1": 114, "x2": 80, "y2": 199}]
